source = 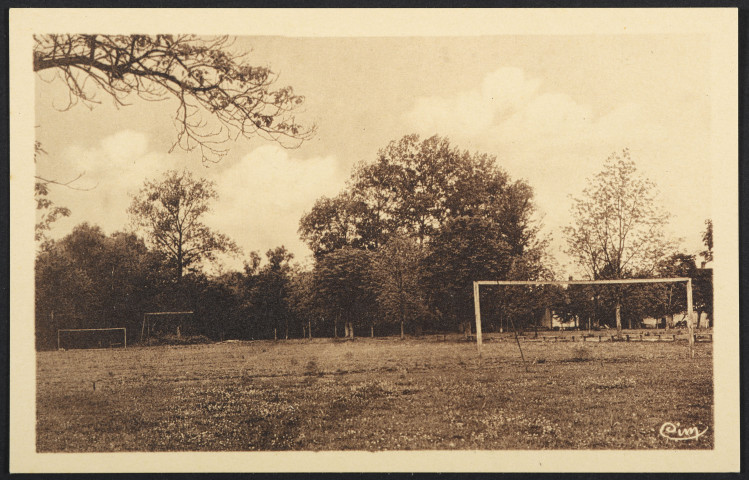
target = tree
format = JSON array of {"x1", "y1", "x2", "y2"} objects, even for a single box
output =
[
  {"x1": 312, "y1": 246, "x2": 376, "y2": 338},
  {"x1": 35, "y1": 223, "x2": 165, "y2": 349},
  {"x1": 300, "y1": 134, "x2": 549, "y2": 333},
  {"x1": 300, "y1": 134, "x2": 541, "y2": 258},
  {"x1": 564, "y1": 149, "x2": 674, "y2": 332},
  {"x1": 251, "y1": 247, "x2": 295, "y2": 340},
  {"x1": 423, "y1": 216, "x2": 515, "y2": 332},
  {"x1": 701, "y1": 218, "x2": 713, "y2": 264},
  {"x1": 128, "y1": 169, "x2": 239, "y2": 281},
  {"x1": 348, "y1": 134, "x2": 521, "y2": 246},
  {"x1": 298, "y1": 193, "x2": 379, "y2": 259},
  {"x1": 370, "y1": 234, "x2": 428, "y2": 338},
  {"x1": 288, "y1": 269, "x2": 323, "y2": 338},
  {"x1": 34, "y1": 35, "x2": 314, "y2": 162}
]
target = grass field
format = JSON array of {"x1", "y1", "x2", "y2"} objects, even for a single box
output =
[{"x1": 37, "y1": 334, "x2": 713, "y2": 451}]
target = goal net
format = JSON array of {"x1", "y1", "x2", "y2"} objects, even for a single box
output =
[
  {"x1": 140, "y1": 311, "x2": 194, "y2": 345},
  {"x1": 472, "y1": 277, "x2": 697, "y2": 356},
  {"x1": 57, "y1": 328, "x2": 127, "y2": 350}
]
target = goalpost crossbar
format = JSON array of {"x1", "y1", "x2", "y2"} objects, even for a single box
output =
[
  {"x1": 473, "y1": 277, "x2": 695, "y2": 358},
  {"x1": 475, "y1": 277, "x2": 691, "y2": 286}
]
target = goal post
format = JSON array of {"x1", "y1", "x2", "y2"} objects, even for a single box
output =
[
  {"x1": 140, "y1": 311, "x2": 194, "y2": 345},
  {"x1": 57, "y1": 327, "x2": 127, "y2": 350},
  {"x1": 473, "y1": 277, "x2": 695, "y2": 357}
]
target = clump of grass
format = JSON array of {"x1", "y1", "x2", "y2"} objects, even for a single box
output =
[
  {"x1": 304, "y1": 359, "x2": 321, "y2": 377},
  {"x1": 350, "y1": 380, "x2": 397, "y2": 400},
  {"x1": 149, "y1": 334, "x2": 212, "y2": 346},
  {"x1": 289, "y1": 357, "x2": 299, "y2": 366},
  {"x1": 569, "y1": 345, "x2": 594, "y2": 362},
  {"x1": 581, "y1": 376, "x2": 636, "y2": 391}
]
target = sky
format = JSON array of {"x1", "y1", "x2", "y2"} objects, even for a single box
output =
[{"x1": 35, "y1": 34, "x2": 713, "y2": 274}]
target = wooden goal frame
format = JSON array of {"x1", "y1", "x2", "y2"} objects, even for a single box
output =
[{"x1": 473, "y1": 277, "x2": 695, "y2": 357}]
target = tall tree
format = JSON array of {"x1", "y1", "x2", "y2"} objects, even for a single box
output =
[
  {"x1": 423, "y1": 216, "x2": 515, "y2": 332},
  {"x1": 298, "y1": 193, "x2": 379, "y2": 259},
  {"x1": 34, "y1": 34, "x2": 314, "y2": 162},
  {"x1": 312, "y1": 246, "x2": 375, "y2": 338},
  {"x1": 35, "y1": 223, "x2": 165, "y2": 349},
  {"x1": 288, "y1": 269, "x2": 323, "y2": 338},
  {"x1": 300, "y1": 134, "x2": 549, "y2": 333},
  {"x1": 300, "y1": 134, "x2": 540, "y2": 257},
  {"x1": 128, "y1": 169, "x2": 239, "y2": 281},
  {"x1": 564, "y1": 149, "x2": 674, "y2": 332},
  {"x1": 370, "y1": 234, "x2": 428, "y2": 338},
  {"x1": 701, "y1": 218, "x2": 713, "y2": 264},
  {"x1": 251, "y1": 247, "x2": 295, "y2": 340}
]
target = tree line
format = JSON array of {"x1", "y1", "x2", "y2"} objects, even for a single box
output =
[
  {"x1": 33, "y1": 35, "x2": 713, "y2": 349},
  {"x1": 35, "y1": 135, "x2": 713, "y2": 350}
]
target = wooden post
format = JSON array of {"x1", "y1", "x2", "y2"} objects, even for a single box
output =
[
  {"x1": 274, "y1": 328, "x2": 277, "y2": 341},
  {"x1": 473, "y1": 282, "x2": 482, "y2": 357},
  {"x1": 508, "y1": 314, "x2": 528, "y2": 372},
  {"x1": 687, "y1": 278, "x2": 695, "y2": 358},
  {"x1": 615, "y1": 301, "x2": 622, "y2": 334},
  {"x1": 124, "y1": 328, "x2": 127, "y2": 349}
]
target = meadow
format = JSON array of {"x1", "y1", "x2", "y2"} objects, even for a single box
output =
[{"x1": 37, "y1": 334, "x2": 713, "y2": 451}]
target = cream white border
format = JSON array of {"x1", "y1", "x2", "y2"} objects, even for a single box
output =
[{"x1": 9, "y1": 8, "x2": 739, "y2": 473}]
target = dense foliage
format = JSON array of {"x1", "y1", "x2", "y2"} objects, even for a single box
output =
[
  {"x1": 35, "y1": 137, "x2": 712, "y2": 350},
  {"x1": 300, "y1": 134, "x2": 552, "y2": 334}
]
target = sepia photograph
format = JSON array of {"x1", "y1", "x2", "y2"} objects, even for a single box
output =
[{"x1": 9, "y1": 8, "x2": 739, "y2": 473}]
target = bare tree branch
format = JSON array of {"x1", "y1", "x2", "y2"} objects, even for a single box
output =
[{"x1": 35, "y1": 34, "x2": 316, "y2": 163}]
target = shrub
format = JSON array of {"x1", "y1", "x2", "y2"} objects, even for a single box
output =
[
  {"x1": 569, "y1": 345, "x2": 593, "y2": 362},
  {"x1": 148, "y1": 334, "x2": 212, "y2": 346},
  {"x1": 304, "y1": 359, "x2": 321, "y2": 376}
]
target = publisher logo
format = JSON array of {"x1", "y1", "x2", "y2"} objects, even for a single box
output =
[{"x1": 659, "y1": 422, "x2": 708, "y2": 441}]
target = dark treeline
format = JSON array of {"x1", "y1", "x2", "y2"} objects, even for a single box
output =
[{"x1": 35, "y1": 135, "x2": 713, "y2": 350}]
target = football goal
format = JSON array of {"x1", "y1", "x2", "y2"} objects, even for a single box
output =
[
  {"x1": 57, "y1": 327, "x2": 127, "y2": 350},
  {"x1": 473, "y1": 277, "x2": 697, "y2": 357},
  {"x1": 140, "y1": 311, "x2": 194, "y2": 345}
]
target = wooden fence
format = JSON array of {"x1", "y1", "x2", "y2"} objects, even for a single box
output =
[{"x1": 480, "y1": 333, "x2": 712, "y2": 343}]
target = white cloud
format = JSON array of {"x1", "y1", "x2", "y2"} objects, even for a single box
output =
[
  {"x1": 37, "y1": 131, "x2": 175, "y2": 237},
  {"x1": 407, "y1": 67, "x2": 541, "y2": 137},
  {"x1": 403, "y1": 66, "x2": 711, "y2": 275},
  {"x1": 206, "y1": 144, "x2": 346, "y2": 265},
  {"x1": 39, "y1": 134, "x2": 347, "y2": 270}
]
